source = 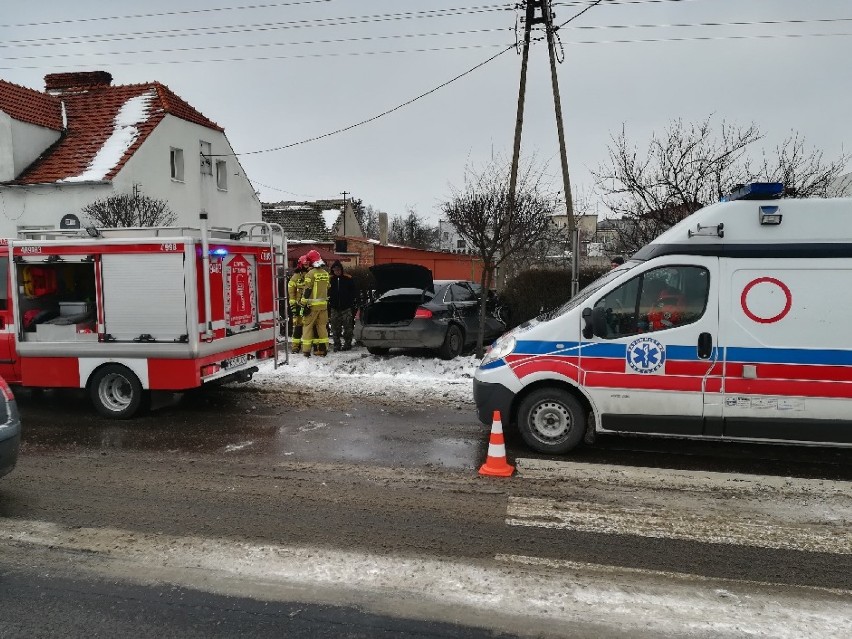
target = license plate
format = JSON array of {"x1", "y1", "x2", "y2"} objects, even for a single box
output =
[{"x1": 224, "y1": 354, "x2": 248, "y2": 369}]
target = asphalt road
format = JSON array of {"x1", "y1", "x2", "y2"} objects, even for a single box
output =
[
  {"x1": 2, "y1": 385, "x2": 852, "y2": 637},
  {"x1": 0, "y1": 562, "x2": 519, "y2": 639}
]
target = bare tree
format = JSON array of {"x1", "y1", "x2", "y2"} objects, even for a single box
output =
[
  {"x1": 442, "y1": 156, "x2": 555, "y2": 357},
  {"x1": 350, "y1": 198, "x2": 381, "y2": 239},
  {"x1": 748, "y1": 132, "x2": 847, "y2": 197},
  {"x1": 82, "y1": 191, "x2": 177, "y2": 227},
  {"x1": 593, "y1": 116, "x2": 848, "y2": 254},
  {"x1": 389, "y1": 208, "x2": 438, "y2": 249}
]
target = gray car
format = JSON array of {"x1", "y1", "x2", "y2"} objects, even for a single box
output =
[
  {"x1": 354, "y1": 264, "x2": 506, "y2": 359},
  {"x1": 0, "y1": 377, "x2": 21, "y2": 479}
]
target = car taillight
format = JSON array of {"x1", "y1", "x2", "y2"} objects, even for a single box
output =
[
  {"x1": 414, "y1": 307, "x2": 432, "y2": 319},
  {"x1": 355, "y1": 309, "x2": 361, "y2": 321},
  {"x1": 0, "y1": 378, "x2": 13, "y2": 401}
]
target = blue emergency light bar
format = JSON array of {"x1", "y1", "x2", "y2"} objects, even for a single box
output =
[
  {"x1": 723, "y1": 182, "x2": 784, "y2": 202},
  {"x1": 211, "y1": 248, "x2": 229, "y2": 256}
]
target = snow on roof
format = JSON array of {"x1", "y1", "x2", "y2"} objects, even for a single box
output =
[
  {"x1": 321, "y1": 209, "x2": 340, "y2": 231},
  {"x1": 59, "y1": 90, "x2": 155, "y2": 183},
  {"x1": 6, "y1": 78, "x2": 223, "y2": 185}
]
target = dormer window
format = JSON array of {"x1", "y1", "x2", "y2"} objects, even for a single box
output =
[{"x1": 200, "y1": 140, "x2": 212, "y2": 175}]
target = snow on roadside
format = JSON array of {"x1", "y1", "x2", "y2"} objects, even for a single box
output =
[{"x1": 249, "y1": 346, "x2": 480, "y2": 403}]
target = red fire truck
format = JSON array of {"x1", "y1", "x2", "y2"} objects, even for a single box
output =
[{"x1": 0, "y1": 218, "x2": 288, "y2": 418}]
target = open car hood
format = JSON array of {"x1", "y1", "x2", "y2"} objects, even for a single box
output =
[{"x1": 369, "y1": 263, "x2": 434, "y2": 296}]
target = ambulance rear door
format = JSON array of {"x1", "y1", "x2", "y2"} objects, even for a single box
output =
[
  {"x1": 720, "y1": 257, "x2": 852, "y2": 444},
  {"x1": 580, "y1": 255, "x2": 720, "y2": 436}
]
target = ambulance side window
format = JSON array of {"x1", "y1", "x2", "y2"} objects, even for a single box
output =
[
  {"x1": 594, "y1": 265, "x2": 709, "y2": 338},
  {"x1": 594, "y1": 276, "x2": 641, "y2": 338}
]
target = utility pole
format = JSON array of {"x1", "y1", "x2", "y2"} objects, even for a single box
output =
[
  {"x1": 542, "y1": 0, "x2": 578, "y2": 296},
  {"x1": 507, "y1": 0, "x2": 579, "y2": 296}
]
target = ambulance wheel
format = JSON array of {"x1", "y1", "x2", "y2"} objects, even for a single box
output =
[
  {"x1": 438, "y1": 324, "x2": 463, "y2": 360},
  {"x1": 517, "y1": 388, "x2": 586, "y2": 454},
  {"x1": 90, "y1": 364, "x2": 144, "y2": 419}
]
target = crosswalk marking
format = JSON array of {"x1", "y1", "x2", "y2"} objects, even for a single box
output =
[
  {"x1": 3, "y1": 518, "x2": 851, "y2": 636},
  {"x1": 506, "y1": 494, "x2": 852, "y2": 554},
  {"x1": 514, "y1": 458, "x2": 852, "y2": 496},
  {"x1": 495, "y1": 554, "x2": 852, "y2": 596}
]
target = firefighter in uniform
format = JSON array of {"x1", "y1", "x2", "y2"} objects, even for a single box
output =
[
  {"x1": 287, "y1": 255, "x2": 310, "y2": 354},
  {"x1": 298, "y1": 249, "x2": 331, "y2": 357}
]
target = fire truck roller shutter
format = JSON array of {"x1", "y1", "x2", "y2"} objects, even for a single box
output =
[{"x1": 101, "y1": 253, "x2": 189, "y2": 342}]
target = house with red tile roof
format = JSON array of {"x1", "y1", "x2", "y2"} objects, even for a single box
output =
[{"x1": 0, "y1": 71, "x2": 260, "y2": 237}]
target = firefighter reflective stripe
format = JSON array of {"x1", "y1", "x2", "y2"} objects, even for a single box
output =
[
  {"x1": 287, "y1": 272, "x2": 305, "y2": 305},
  {"x1": 300, "y1": 268, "x2": 330, "y2": 308}
]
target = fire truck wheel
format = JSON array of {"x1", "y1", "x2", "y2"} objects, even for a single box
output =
[
  {"x1": 517, "y1": 387, "x2": 586, "y2": 454},
  {"x1": 89, "y1": 364, "x2": 144, "y2": 419}
]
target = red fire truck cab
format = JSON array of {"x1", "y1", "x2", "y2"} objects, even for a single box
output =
[{"x1": 0, "y1": 220, "x2": 287, "y2": 418}]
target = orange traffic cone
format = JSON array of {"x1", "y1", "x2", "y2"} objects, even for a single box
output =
[{"x1": 479, "y1": 410, "x2": 515, "y2": 477}]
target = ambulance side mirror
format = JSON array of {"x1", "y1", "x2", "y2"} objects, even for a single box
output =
[{"x1": 582, "y1": 306, "x2": 608, "y2": 339}]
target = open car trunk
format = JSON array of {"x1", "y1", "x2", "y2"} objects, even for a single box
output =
[{"x1": 361, "y1": 290, "x2": 429, "y2": 326}]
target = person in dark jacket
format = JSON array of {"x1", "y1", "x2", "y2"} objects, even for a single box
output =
[{"x1": 328, "y1": 260, "x2": 357, "y2": 351}]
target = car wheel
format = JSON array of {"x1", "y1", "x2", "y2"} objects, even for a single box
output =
[
  {"x1": 89, "y1": 364, "x2": 144, "y2": 419},
  {"x1": 517, "y1": 387, "x2": 586, "y2": 454},
  {"x1": 367, "y1": 346, "x2": 389, "y2": 356},
  {"x1": 438, "y1": 324, "x2": 463, "y2": 360}
]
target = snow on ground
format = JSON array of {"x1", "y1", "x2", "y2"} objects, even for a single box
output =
[{"x1": 250, "y1": 346, "x2": 480, "y2": 404}]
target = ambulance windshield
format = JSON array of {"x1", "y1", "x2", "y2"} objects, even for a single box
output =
[{"x1": 541, "y1": 263, "x2": 635, "y2": 321}]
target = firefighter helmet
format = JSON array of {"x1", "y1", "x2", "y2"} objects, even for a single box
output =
[
  {"x1": 296, "y1": 255, "x2": 310, "y2": 269},
  {"x1": 305, "y1": 249, "x2": 324, "y2": 268}
]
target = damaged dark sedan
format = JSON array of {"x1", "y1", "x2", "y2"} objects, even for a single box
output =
[{"x1": 354, "y1": 264, "x2": 506, "y2": 359}]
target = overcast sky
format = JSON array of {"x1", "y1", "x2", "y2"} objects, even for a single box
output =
[{"x1": 2, "y1": 1, "x2": 849, "y2": 223}]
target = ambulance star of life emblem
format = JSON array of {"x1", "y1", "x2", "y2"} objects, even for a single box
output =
[{"x1": 626, "y1": 337, "x2": 666, "y2": 374}]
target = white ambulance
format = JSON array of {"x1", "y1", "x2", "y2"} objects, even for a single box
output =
[
  {"x1": 474, "y1": 183, "x2": 852, "y2": 453},
  {"x1": 0, "y1": 218, "x2": 288, "y2": 419}
]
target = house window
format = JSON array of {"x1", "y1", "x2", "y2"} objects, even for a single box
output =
[
  {"x1": 170, "y1": 148, "x2": 184, "y2": 181},
  {"x1": 200, "y1": 141, "x2": 212, "y2": 175},
  {"x1": 443, "y1": 232, "x2": 449, "y2": 240},
  {"x1": 216, "y1": 160, "x2": 227, "y2": 191},
  {"x1": 456, "y1": 239, "x2": 466, "y2": 249}
]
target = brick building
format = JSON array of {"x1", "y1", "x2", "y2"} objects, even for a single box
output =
[{"x1": 341, "y1": 236, "x2": 485, "y2": 282}]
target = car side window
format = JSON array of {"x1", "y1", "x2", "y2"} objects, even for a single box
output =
[
  {"x1": 594, "y1": 265, "x2": 709, "y2": 339},
  {"x1": 450, "y1": 283, "x2": 475, "y2": 303}
]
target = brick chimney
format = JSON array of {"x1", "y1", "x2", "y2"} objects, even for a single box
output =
[{"x1": 44, "y1": 71, "x2": 113, "y2": 94}]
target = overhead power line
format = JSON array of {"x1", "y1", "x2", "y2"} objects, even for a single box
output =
[
  {"x1": 1, "y1": 26, "x2": 847, "y2": 71},
  {"x1": 0, "y1": 43, "x2": 510, "y2": 71},
  {"x1": 564, "y1": 31, "x2": 852, "y2": 44},
  {"x1": 236, "y1": 42, "x2": 517, "y2": 155},
  {"x1": 554, "y1": 0, "x2": 703, "y2": 6},
  {"x1": 4, "y1": 11, "x2": 849, "y2": 62},
  {"x1": 252, "y1": 180, "x2": 318, "y2": 198},
  {"x1": 0, "y1": 0, "x2": 339, "y2": 29},
  {"x1": 2, "y1": 5, "x2": 513, "y2": 49},
  {"x1": 0, "y1": 28, "x2": 511, "y2": 62},
  {"x1": 240, "y1": 0, "x2": 605, "y2": 166}
]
